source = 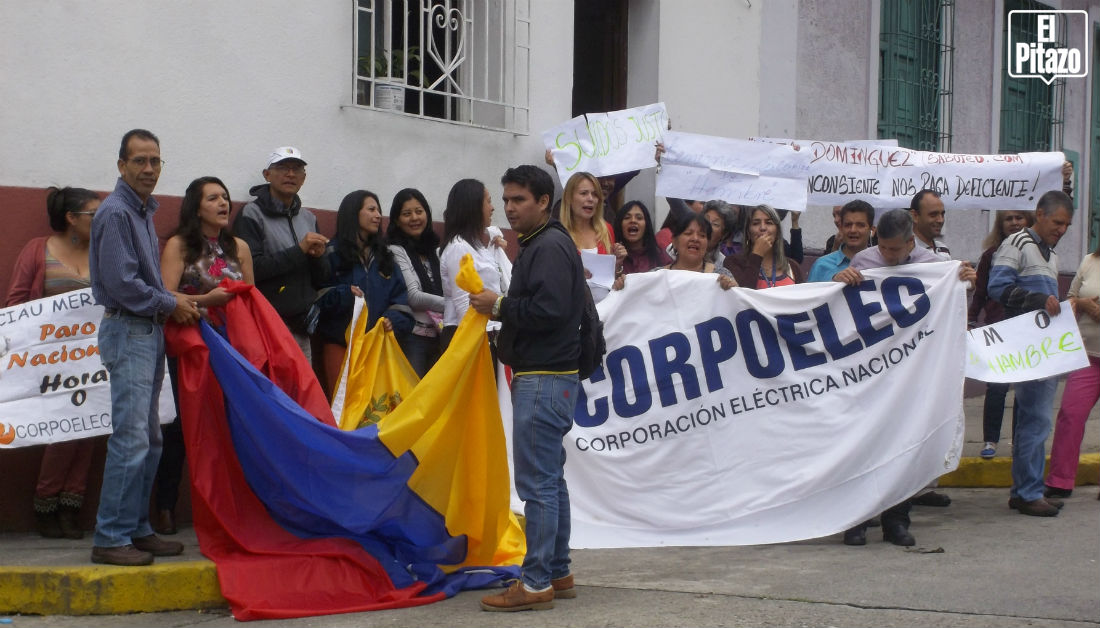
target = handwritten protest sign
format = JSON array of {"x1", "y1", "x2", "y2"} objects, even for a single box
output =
[
  {"x1": 0, "y1": 289, "x2": 175, "y2": 448},
  {"x1": 965, "y1": 303, "x2": 1089, "y2": 383},
  {"x1": 753, "y1": 137, "x2": 1063, "y2": 209},
  {"x1": 655, "y1": 131, "x2": 811, "y2": 209},
  {"x1": 542, "y1": 102, "x2": 668, "y2": 183}
]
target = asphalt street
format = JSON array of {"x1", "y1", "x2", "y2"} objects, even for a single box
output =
[{"x1": 6, "y1": 487, "x2": 1097, "y2": 628}]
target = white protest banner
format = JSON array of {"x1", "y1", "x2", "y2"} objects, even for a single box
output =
[
  {"x1": 656, "y1": 131, "x2": 812, "y2": 209},
  {"x1": 798, "y1": 140, "x2": 1063, "y2": 209},
  {"x1": 560, "y1": 263, "x2": 967, "y2": 548},
  {"x1": 542, "y1": 102, "x2": 668, "y2": 183},
  {"x1": 751, "y1": 137, "x2": 899, "y2": 148},
  {"x1": 965, "y1": 304, "x2": 1089, "y2": 383},
  {"x1": 0, "y1": 289, "x2": 175, "y2": 448}
]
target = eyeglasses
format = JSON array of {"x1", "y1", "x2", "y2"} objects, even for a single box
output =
[
  {"x1": 269, "y1": 163, "x2": 306, "y2": 174},
  {"x1": 126, "y1": 156, "x2": 164, "y2": 169},
  {"x1": 70, "y1": 211, "x2": 97, "y2": 216}
]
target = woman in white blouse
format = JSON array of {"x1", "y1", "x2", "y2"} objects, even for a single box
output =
[{"x1": 439, "y1": 178, "x2": 506, "y2": 352}]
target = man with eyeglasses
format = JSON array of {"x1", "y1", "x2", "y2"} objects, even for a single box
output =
[
  {"x1": 233, "y1": 146, "x2": 329, "y2": 362},
  {"x1": 89, "y1": 129, "x2": 200, "y2": 566}
]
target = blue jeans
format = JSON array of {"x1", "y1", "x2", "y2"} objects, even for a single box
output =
[
  {"x1": 511, "y1": 372, "x2": 578, "y2": 590},
  {"x1": 93, "y1": 313, "x2": 166, "y2": 547},
  {"x1": 1010, "y1": 376, "x2": 1058, "y2": 502}
]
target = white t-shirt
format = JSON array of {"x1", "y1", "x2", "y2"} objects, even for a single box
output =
[{"x1": 439, "y1": 236, "x2": 504, "y2": 330}]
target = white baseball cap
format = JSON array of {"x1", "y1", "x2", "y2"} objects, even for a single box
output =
[{"x1": 266, "y1": 146, "x2": 307, "y2": 169}]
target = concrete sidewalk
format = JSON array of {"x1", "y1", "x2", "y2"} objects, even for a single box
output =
[
  {"x1": 0, "y1": 382, "x2": 1096, "y2": 617},
  {"x1": 5, "y1": 488, "x2": 1099, "y2": 627}
]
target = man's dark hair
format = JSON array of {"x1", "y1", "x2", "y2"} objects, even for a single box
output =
[
  {"x1": 1035, "y1": 190, "x2": 1074, "y2": 216},
  {"x1": 840, "y1": 199, "x2": 875, "y2": 225},
  {"x1": 876, "y1": 208, "x2": 914, "y2": 241},
  {"x1": 501, "y1": 165, "x2": 554, "y2": 205},
  {"x1": 118, "y1": 129, "x2": 160, "y2": 161},
  {"x1": 909, "y1": 189, "x2": 941, "y2": 213}
]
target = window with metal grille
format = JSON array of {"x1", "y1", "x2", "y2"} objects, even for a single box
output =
[
  {"x1": 999, "y1": 0, "x2": 1065, "y2": 153},
  {"x1": 878, "y1": 0, "x2": 954, "y2": 151},
  {"x1": 354, "y1": 0, "x2": 530, "y2": 133}
]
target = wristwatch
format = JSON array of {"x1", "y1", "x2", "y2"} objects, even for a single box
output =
[{"x1": 491, "y1": 296, "x2": 503, "y2": 319}]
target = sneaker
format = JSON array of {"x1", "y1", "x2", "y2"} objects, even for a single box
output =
[
  {"x1": 910, "y1": 491, "x2": 951, "y2": 507},
  {"x1": 131, "y1": 534, "x2": 184, "y2": 556},
  {"x1": 1044, "y1": 485, "x2": 1073, "y2": 499},
  {"x1": 979, "y1": 442, "x2": 996, "y2": 459},
  {"x1": 552, "y1": 574, "x2": 576, "y2": 599},
  {"x1": 91, "y1": 544, "x2": 154, "y2": 566},
  {"x1": 480, "y1": 581, "x2": 554, "y2": 612}
]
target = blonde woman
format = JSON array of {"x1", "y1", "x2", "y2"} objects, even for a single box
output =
[{"x1": 560, "y1": 172, "x2": 616, "y2": 255}]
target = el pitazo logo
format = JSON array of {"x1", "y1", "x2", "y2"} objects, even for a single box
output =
[{"x1": 1008, "y1": 10, "x2": 1089, "y2": 85}]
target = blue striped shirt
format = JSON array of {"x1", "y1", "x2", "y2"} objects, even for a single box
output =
[{"x1": 89, "y1": 178, "x2": 176, "y2": 317}]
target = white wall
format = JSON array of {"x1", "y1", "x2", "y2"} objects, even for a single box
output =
[
  {"x1": 0, "y1": 1, "x2": 573, "y2": 225},
  {"x1": 624, "y1": 0, "x2": 761, "y2": 223},
  {"x1": 657, "y1": 0, "x2": 760, "y2": 139},
  {"x1": 623, "y1": 0, "x2": 661, "y2": 216}
]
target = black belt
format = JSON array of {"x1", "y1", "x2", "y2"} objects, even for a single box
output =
[{"x1": 104, "y1": 307, "x2": 168, "y2": 325}]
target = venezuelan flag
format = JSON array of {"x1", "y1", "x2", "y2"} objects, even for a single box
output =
[{"x1": 165, "y1": 258, "x2": 523, "y2": 620}]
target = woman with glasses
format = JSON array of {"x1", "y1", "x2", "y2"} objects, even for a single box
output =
[{"x1": 6, "y1": 186, "x2": 101, "y2": 539}]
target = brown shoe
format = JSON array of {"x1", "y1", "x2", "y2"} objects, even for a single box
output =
[
  {"x1": 91, "y1": 544, "x2": 154, "y2": 566},
  {"x1": 132, "y1": 534, "x2": 184, "y2": 556},
  {"x1": 1008, "y1": 496, "x2": 1064, "y2": 511},
  {"x1": 1013, "y1": 498, "x2": 1060, "y2": 517},
  {"x1": 480, "y1": 581, "x2": 554, "y2": 612},
  {"x1": 552, "y1": 574, "x2": 576, "y2": 599},
  {"x1": 153, "y1": 509, "x2": 177, "y2": 535}
]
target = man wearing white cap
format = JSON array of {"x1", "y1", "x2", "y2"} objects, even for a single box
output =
[{"x1": 233, "y1": 146, "x2": 329, "y2": 361}]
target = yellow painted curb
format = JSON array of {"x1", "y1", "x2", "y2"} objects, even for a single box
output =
[
  {"x1": 940, "y1": 453, "x2": 1100, "y2": 488},
  {"x1": 0, "y1": 560, "x2": 224, "y2": 615}
]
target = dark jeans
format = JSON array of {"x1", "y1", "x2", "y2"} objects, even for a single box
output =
[
  {"x1": 154, "y1": 357, "x2": 186, "y2": 512},
  {"x1": 398, "y1": 333, "x2": 441, "y2": 379},
  {"x1": 982, "y1": 382, "x2": 1017, "y2": 444}
]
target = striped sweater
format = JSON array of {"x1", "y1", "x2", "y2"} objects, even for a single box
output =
[{"x1": 987, "y1": 228, "x2": 1060, "y2": 318}]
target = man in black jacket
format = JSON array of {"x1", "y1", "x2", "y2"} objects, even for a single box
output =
[
  {"x1": 471, "y1": 165, "x2": 585, "y2": 612},
  {"x1": 233, "y1": 147, "x2": 328, "y2": 361}
]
